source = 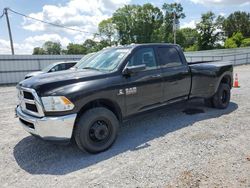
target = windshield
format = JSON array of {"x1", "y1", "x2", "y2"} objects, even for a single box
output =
[
  {"x1": 42, "y1": 63, "x2": 57, "y2": 72},
  {"x1": 78, "y1": 48, "x2": 130, "y2": 72},
  {"x1": 74, "y1": 53, "x2": 95, "y2": 68}
]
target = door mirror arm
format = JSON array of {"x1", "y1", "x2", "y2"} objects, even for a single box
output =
[{"x1": 122, "y1": 64, "x2": 146, "y2": 76}]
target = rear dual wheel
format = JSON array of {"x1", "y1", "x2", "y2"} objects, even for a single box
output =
[{"x1": 205, "y1": 83, "x2": 231, "y2": 109}]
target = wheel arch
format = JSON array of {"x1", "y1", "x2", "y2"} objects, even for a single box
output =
[
  {"x1": 215, "y1": 72, "x2": 233, "y2": 92},
  {"x1": 220, "y1": 74, "x2": 232, "y2": 88},
  {"x1": 75, "y1": 98, "x2": 123, "y2": 124}
]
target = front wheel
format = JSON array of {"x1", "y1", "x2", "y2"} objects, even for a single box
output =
[
  {"x1": 74, "y1": 107, "x2": 119, "y2": 154},
  {"x1": 212, "y1": 83, "x2": 231, "y2": 109}
]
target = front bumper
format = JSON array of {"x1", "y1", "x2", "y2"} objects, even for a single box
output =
[{"x1": 16, "y1": 106, "x2": 77, "y2": 142}]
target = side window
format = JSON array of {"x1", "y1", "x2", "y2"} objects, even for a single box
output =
[
  {"x1": 65, "y1": 63, "x2": 76, "y2": 69},
  {"x1": 157, "y1": 47, "x2": 183, "y2": 68},
  {"x1": 127, "y1": 48, "x2": 157, "y2": 70},
  {"x1": 58, "y1": 63, "x2": 66, "y2": 71},
  {"x1": 51, "y1": 63, "x2": 66, "y2": 72}
]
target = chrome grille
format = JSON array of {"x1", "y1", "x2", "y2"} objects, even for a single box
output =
[{"x1": 17, "y1": 87, "x2": 44, "y2": 117}]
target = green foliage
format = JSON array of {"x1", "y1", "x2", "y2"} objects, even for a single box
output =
[
  {"x1": 223, "y1": 11, "x2": 250, "y2": 37},
  {"x1": 32, "y1": 47, "x2": 46, "y2": 55},
  {"x1": 224, "y1": 32, "x2": 244, "y2": 48},
  {"x1": 33, "y1": 41, "x2": 61, "y2": 55},
  {"x1": 224, "y1": 38, "x2": 237, "y2": 48},
  {"x1": 98, "y1": 18, "x2": 116, "y2": 44},
  {"x1": 66, "y1": 43, "x2": 87, "y2": 54},
  {"x1": 185, "y1": 44, "x2": 198, "y2": 52},
  {"x1": 232, "y1": 32, "x2": 244, "y2": 46},
  {"x1": 241, "y1": 38, "x2": 250, "y2": 47},
  {"x1": 196, "y1": 11, "x2": 222, "y2": 50},
  {"x1": 178, "y1": 28, "x2": 198, "y2": 49},
  {"x1": 42, "y1": 41, "x2": 62, "y2": 55},
  {"x1": 112, "y1": 3, "x2": 163, "y2": 44}
]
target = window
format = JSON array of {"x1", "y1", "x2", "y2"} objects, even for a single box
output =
[
  {"x1": 157, "y1": 47, "x2": 183, "y2": 68},
  {"x1": 50, "y1": 63, "x2": 66, "y2": 72},
  {"x1": 127, "y1": 48, "x2": 157, "y2": 70},
  {"x1": 65, "y1": 63, "x2": 76, "y2": 69},
  {"x1": 78, "y1": 48, "x2": 130, "y2": 72}
]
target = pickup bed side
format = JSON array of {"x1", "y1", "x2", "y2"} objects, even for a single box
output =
[{"x1": 189, "y1": 62, "x2": 233, "y2": 99}]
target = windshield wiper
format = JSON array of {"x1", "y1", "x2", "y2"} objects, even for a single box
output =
[{"x1": 82, "y1": 67, "x2": 101, "y2": 71}]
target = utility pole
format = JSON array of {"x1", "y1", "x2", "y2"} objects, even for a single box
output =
[
  {"x1": 4, "y1": 8, "x2": 15, "y2": 55},
  {"x1": 173, "y1": 11, "x2": 176, "y2": 44}
]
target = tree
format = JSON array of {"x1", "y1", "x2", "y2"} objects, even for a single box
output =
[
  {"x1": 162, "y1": 3, "x2": 185, "y2": 42},
  {"x1": 171, "y1": 28, "x2": 198, "y2": 49},
  {"x1": 33, "y1": 47, "x2": 46, "y2": 55},
  {"x1": 241, "y1": 38, "x2": 250, "y2": 47},
  {"x1": 112, "y1": 3, "x2": 163, "y2": 44},
  {"x1": 223, "y1": 11, "x2": 250, "y2": 37},
  {"x1": 225, "y1": 32, "x2": 244, "y2": 48},
  {"x1": 42, "y1": 41, "x2": 62, "y2": 55},
  {"x1": 98, "y1": 18, "x2": 116, "y2": 45},
  {"x1": 196, "y1": 12, "x2": 222, "y2": 50},
  {"x1": 135, "y1": 4, "x2": 163, "y2": 43},
  {"x1": 66, "y1": 43, "x2": 87, "y2": 54}
]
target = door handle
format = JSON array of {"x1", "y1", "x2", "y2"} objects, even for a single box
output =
[{"x1": 151, "y1": 74, "x2": 161, "y2": 78}]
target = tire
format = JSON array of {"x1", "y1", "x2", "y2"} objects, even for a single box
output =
[
  {"x1": 74, "y1": 107, "x2": 119, "y2": 154},
  {"x1": 212, "y1": 83, "x2": 231, "y2": 109},
  {"x1": 204, "y1": 98, "x2": 214, "y2": 108}
]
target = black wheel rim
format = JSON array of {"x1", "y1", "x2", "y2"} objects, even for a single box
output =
[
  {"x1": 221, "y1": 90, "x2": 228, "y2": 104},
  {"x1": 89, "y1": 120, "x2": 111, "y2": 144}
]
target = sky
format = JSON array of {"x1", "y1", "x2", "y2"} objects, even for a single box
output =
[{"x1": 0, "y1": 0, "x2": 250, "y2": 54}]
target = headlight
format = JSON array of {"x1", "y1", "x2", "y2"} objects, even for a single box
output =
[{"x1": 41, "y1": 96, "x2": 74, "y2": 112}]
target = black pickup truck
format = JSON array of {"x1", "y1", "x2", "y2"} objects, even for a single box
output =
[{"x1": 16, "y1": 44, "x2": 233, "y2": 153}]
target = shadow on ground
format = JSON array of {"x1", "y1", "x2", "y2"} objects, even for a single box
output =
[{"x1": 13, "y1": 99, "x2": 238, "y2": 175}]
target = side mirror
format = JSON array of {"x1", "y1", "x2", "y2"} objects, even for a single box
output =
[{"x1": 122, "y1": 64, "x2": 146, "y2": 76}]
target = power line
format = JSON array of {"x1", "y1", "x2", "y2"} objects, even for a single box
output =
[{"x1": 6, "y1": 8, "x2": 99, "y2": 35}]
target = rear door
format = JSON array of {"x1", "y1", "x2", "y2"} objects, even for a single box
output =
[
  {"x1": 156, "y1": 46, "x2": 191, "y2": 103},
  {"x1": 123, "y1": 47, "x2": 164, "y2": 116}
]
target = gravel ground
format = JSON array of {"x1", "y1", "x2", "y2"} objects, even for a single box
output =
[{"x1": 0, "y1": 65, "x2": 250, "y2": 188}]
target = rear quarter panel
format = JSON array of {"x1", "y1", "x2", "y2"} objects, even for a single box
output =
[{"x1": 189, "y1": 62, "x2": 233, "y2": 98}]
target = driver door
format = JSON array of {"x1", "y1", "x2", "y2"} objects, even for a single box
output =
[{"x1": 123, "y1": 47, "x2": 164, "y2": 116}]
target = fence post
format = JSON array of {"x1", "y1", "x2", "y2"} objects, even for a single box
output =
[
  {"x1": 234, "y1": 54, "x2": 236, "y2": 65},
  {"x1": 247, "y1": 53, "x2": 249, "y2": 64}
]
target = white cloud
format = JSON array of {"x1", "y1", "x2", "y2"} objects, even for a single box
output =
[
  {"x1": 0, "y1": 39, "x2": 33, "y2": 54},
  {"x1": 0, "y1": 34, "x2": 71, "y2": 54},
  {"x1": 22, "y1": 0, "x2": 131, "y2": 36},
  {"x1": 24, "y1": 34, "x2": 71, "y2": 47},
  {"x1": 189, "y1": 0, "x2": 250, "y2": 5},
  {"x1": 1, "y1": 0, "x2": 132, "y2": 54},
  {"x1": 180, "y1": 20, "x2": 197, "y2": 29}
]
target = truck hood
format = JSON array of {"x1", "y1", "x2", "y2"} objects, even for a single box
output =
[{"x1": 18, "y1": 69, "x2": 106, "y2": 95}]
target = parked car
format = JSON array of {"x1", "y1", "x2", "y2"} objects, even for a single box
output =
[
  {"x1": 16, "y1": 43, "x2": 233, "y2": 154},
  {"x1": 24, "y1": 61, "x2": 77, "y2": 79}
]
